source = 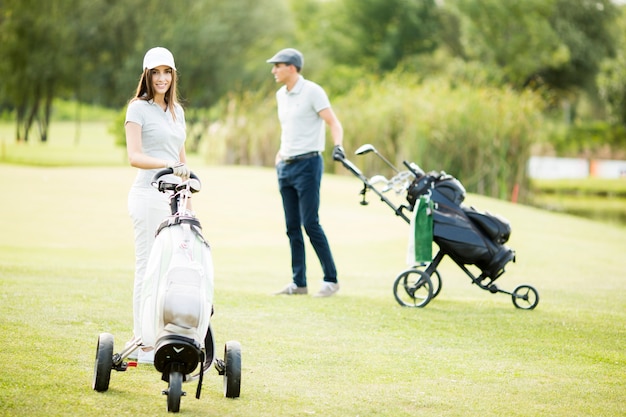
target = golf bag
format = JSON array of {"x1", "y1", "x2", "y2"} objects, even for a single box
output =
[
  {"x1": 92, "y1": 171, "x2": 243, "y2": 411},
  {"x1": 140, "y1": 178, "x2": 214, "y2": 377},
  {"x1": 406, "y1": 170, "x2": 514, "y2": 279}
]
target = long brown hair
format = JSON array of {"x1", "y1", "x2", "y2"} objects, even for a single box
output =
[{"x1": 130, "y1": 68, "x2": 180, "y2": 120}]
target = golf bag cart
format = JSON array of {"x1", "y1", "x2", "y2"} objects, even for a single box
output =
[
  {"x1": 338, "y1": 144, "x2": 539, "y2": 310},
  {"x1": 92, "y1": 169, "x2": 242, "y2": 413}
]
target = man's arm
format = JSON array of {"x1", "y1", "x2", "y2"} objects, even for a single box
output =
[{"x1": 319, "y1": 107, "x2": 343, "y2": 146}]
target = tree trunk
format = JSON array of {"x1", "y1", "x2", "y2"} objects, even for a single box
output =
[
  {"x1": 23, "y1": 88, "x2": 41, "y2": 143},
  {"x1": 15, "y1": 104, "x2": 26, "y2": 143},
  {"x1": 39, "y1": 90, "x2": 53, "y2": 143}
]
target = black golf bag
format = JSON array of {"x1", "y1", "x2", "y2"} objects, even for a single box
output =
[{"x1": 406, "y1": 170, "x2": 515, "y2": 280}]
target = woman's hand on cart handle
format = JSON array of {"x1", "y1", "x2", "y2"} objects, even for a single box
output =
[{"x1": 166, "y1": 161, "x2": 191, "y2": 179}]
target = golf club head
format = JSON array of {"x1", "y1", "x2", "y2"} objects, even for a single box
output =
[
  {"x1": 174, "y1": 177, "x2": 201, "y2": 194},
  {"x1": 355, "y1": 144, "x2": 376, "y2": 156},
  {"x1": 369, "y1": 174, "x2": 389, "y2": 185},
  {"x1": 188, "y1": 178, "x2": 201, "y2": 193}
]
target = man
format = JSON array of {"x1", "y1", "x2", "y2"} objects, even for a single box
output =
[{"x1": 267, "y1": 48, "x2": 346, "y2": 297}]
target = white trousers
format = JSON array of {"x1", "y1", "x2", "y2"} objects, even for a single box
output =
[{"x1": 128, "y1": 186, "x2": 170, "y2": 339}]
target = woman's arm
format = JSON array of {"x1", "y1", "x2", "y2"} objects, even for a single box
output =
[{"x1": 125, "y1": 122, "x2": 171, "y2": 169}]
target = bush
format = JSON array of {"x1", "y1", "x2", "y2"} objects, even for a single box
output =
[
  {"x1": 51, "y1": 99, "x2": 118, "y2": 122},
  {"x1": 335, "y1": 75, "x2": 545, "y2": 200},
  {"x1": 548, "y1": 120, "x2": 626, "y2": 159},
  {"x1": 109, "y1": 109, "x2": 127, "y2": 148},
  {"x1": 200, "y1": 90, "x2": 280, "y2": 166}
]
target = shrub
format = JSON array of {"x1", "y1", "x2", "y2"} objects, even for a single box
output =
[{"x1": 336, "y1": 76, "x2": 545, "y2": 200}]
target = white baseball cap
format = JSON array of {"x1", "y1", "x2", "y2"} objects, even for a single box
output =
[{"x1": 142, "y1": 47, "x2": 176, "y2": 71}]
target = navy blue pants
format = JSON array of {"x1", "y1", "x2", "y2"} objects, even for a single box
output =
[{"x1": 276, "y1": 155, "x2": 337, "y2": 287}]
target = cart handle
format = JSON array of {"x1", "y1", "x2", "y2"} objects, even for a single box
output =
[
  {"x1": 339, "y1": 155, "x2": 411, "y2": 223},
  {"x1": 151, "y1": 169, "x2": 202, "y2": 193}
]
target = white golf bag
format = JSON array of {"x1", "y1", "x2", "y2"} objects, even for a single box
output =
[
  {"x1": 92, "y1": 170, "x2": 242, "y2": 411},
  {"x1": 140, "y1": 173, "x2": 214, "y2": 378}
]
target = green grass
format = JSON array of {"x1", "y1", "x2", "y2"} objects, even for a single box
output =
[
  {"x1": 532, "y1": 178, "x2": 626, "y2": 195},
  {"x1": 530, "y1": 178, "x2": 626, "y2": 225},
  {"x1": 0, "y1": 120, "x2": 125, "y2": 166},
  {"x1": 0, "y1": 161, "x2": 625, "y2": 416},
  {"x1": 531, "y1": 193, "x2": 626, "y2": 224}
]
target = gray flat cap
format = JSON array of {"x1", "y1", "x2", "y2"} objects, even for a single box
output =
[{"x1": 266, "y1": 48, "x2": 304, "y2": 69}]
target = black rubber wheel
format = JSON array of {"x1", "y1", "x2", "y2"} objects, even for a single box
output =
[
  {"x1": 415, "y1": 266, "x2": 442, "y2": 298},
  {"x1": 512, "y1": 284, "x2": 539, "y2": 310},
  {"x1": 223, "y1": 341, "x2": 242, "y2": 398},
  {"x1": 166, "y1": 370, "x2": 183, "y2": 413},
  {"x1": 92, "y1": 333, "x2": 114, "y2": 392},
  {"x1": 393, "y1": 268, "x2": 433, "y2": 308}
]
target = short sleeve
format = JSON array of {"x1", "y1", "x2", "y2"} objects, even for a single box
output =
[
  {"x1": 311, "y1": 84, "x2": 331, "y2": 114},
  {"x1": 125, "y1": 100, "x2": 144, "y2": 126}
]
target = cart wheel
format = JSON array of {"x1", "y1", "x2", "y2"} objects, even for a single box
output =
[
  {"x1": 429, "y1": 269, "x2": 442, "y2": 298},
  {"x1": 223, "y1": 341, "x2": 242, "y2": 398},
  {"x1": 512, "y1": 284, "x2": 539, "y2": 310},
  {"x1": 415, "y1": 266, "x2": 442, "y2": 298},
  {"x1": 393, "y1": 268, "x2": 433, "y2": 308},
  {"x1": 166, "y1": 370, "x2": 183, "y2": 413},
  {"x1": 92, "y1": 333, "x2": 114, "y2": 392}
]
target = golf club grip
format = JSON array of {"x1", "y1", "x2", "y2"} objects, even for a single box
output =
[{"x1": 403, "y1": 161, "x2": 417, "y2": 175}]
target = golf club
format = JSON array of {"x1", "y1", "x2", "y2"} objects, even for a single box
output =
[{"x1": 355, "y1": 144, "x2": 400, "y2": 173}]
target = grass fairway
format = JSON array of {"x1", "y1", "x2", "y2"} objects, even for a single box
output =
[{"x1": 0, "y1": 163, "x2": 624, "y2": 417}]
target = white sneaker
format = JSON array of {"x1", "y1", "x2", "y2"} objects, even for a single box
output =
[
  {"x1": 273, "y1": 283, "x2": 308, "y2": 295},
  {"x1": 138, "y1": 348, "x2": 154, "y2": 365},
  {"x1": 314, "y1": 282, "x2": 339, "y2": 297}
]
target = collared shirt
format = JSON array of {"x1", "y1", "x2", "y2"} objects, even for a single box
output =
[
  {"x1": 125, "y1": 99, "x2": 186, "y2": 188},
  {"x1": 276, "y1": 75, "x2": 331, "y2": 158}
]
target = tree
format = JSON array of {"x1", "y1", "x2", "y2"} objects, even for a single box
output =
[
  {"x1": 448, "y1": 0, "x2": 618, "y2": 93},
  {"x1": 537, "y1": 0, "x2": 619, "y2": 92},
  {"x1": 321, "y1": 0, "x2": 442, "y2": 72},
  {"x1": 156, "y1": 0, "x2": 292, "y2": 108},
  {"x1": 70, "y1": 0, "x2": 144, "y2": 107},
  {"x1": 448, "y1": 0, "x2": 563, "y2": 87},
  {"x1": 0, "y1": 0, "x2": 293, "y2": 144},
  {"x1": 0, "y1": 0, "x2": 76, "y2": 141},
  {"x1": 0, "y1": 0, "x2": 144, "y2": 142},
  {"x1": 597, "y1": 5, "x2": 626, "y2": 126}
]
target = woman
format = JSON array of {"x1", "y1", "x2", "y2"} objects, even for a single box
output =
[{"x1": 125, "y1": 47, "x2": 190, "y2": 363}]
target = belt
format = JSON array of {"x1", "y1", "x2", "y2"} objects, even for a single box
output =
[{"x1": 283, "y1": 151, "x2": 320, "y2": 164}]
